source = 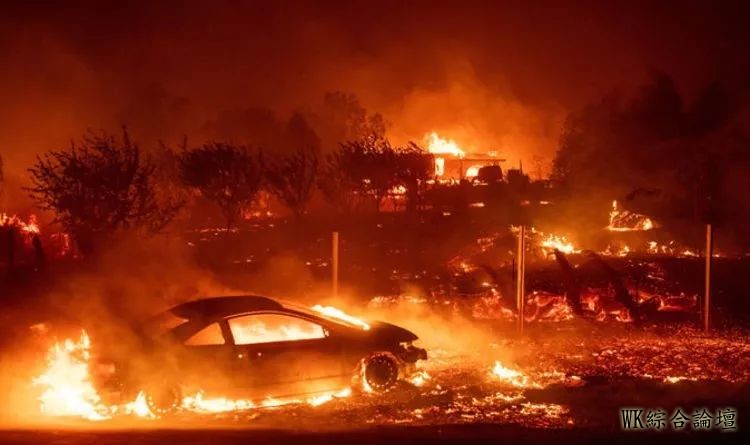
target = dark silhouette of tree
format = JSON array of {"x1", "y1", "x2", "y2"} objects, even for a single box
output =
[
  {"x1": 0, "y1": 154, "x2": 4, "y2": 201},
  {"x1": 551, "y1": 72, "x2": 748, "y2": 235},
  {"x1": 265, "y1": 114, "x2": 320, "y2": 219},
  {"x1": 310, "y1": 92, "x2": 388, "y2": 150},
  {"x1": 154, "y1": 137, "x2": 191, "y2": 220},
  {"x1": 319, "y1": 136, "x2": 431, "y2": 213},
  {"x1": 318, "y1": 138, "x2": 370, "y2": 213},
  {"x1": 179, "y1": 143, "x2": 263, "y2": 230},
  {"x1": 27, "y1": 129, "x2": 182, "y2": 255},
  {"x1": 360, "y1": 137, "x2": 398, "y2": 212},
  {"x1": 393, "y1": 143, "x2": 434, "y2": 212},
  {"x1": 318, "y1": 147, "x2": 362, "y2": 213}
]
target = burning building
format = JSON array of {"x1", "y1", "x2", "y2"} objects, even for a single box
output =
[{"x1": 426, "y1": 132, "x2": 505, "y2": 182}]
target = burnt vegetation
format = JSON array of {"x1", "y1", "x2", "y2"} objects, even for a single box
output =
[
  {"x1": 26, "y1": 129, "x2": 183, "y2": 255},
  {"x1": 3, "y1": 81, "x2": 750, "y2": 327},
  {"x1": 179, "y1": 143, "x2": 265, "y2": 231}
]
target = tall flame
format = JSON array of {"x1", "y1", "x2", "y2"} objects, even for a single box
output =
[
  {"x1": 311, "y1": 305, "x2": 371, "y2": 330},
  {"x1": 32, "y1": 331, "x2": 111, "y2": 421},
  {"x1": 425, "y1": 132, "x2": 465, "y2": 157}
]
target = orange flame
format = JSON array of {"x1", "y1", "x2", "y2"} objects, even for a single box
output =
[
  {"x1": 425, "y1": 132, "x2": 465, "y2": 157},
  {"x1": 606, "y1": 200, "x2": 655, "y2": 232},
  {"x1": 33, "y1": 326, "x2": 356, "y2": 420},
  {"x1": 311, "y1": 305, "x2": 371, "y2": 330},
  {"x1": 490, "y1": 361, "x2": 530, "y2": 388},
  {"x1": 539, "y1": 233, "x2": 578, "y2": 255},
  {"x1": 32, "y1": 331, "x2": 111, "y2": 421},
  {"x1": 1, "y1": 213, "x2": 40, "y2": 235}
]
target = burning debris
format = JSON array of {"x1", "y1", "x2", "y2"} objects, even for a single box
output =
[
  {"x1": 606, "y1": 200, "x2": 655, "y2": 232},
  {"x1": 1, "y1": 213, "x2": 40, "y2": 235},
  {"x1": 490, "y1": 361, "x2": 531, "y2": 388}
]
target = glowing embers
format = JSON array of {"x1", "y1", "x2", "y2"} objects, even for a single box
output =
[
  {"x1": 408, "y1": 369, "x2": 431, "y2": 387},
  {"x1": 490, "y1": 361, "x2": 531, "y2": 388},
  {"x1": 311, "y1": 305, "x2": 371, "y2": 330},
  {"x1": 606, "y1": 200, "x2": 655, "y2": 232},
  {"x1": 517, "y1": 226, "x2": 580, "y2": 256},
  {"x1": 647, "y1": 240, "x2": 700, "y2": 258},
  {"x1": 180, "y1": 388, "x2": 352, "y2": 413},
  {"x1": 538, "y1": 233, "x2": 578, "y2": 255}
]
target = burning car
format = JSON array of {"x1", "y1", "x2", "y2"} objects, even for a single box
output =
[{"x1": 93, "y1": 296, "x2": 427, "y2": 413}]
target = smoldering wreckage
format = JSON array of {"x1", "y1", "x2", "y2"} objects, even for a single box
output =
[{"x1": 2, "y1": 199, "x2": 748, "y2": 434}]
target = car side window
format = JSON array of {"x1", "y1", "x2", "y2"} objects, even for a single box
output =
[
  {"x1": 228, "y1": 314, "x2": 326, "y2": 345},
  {"x1": 185, "y1": 322, "x2": 225, "y2": 345}
]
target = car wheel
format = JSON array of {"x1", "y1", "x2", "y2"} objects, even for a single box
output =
[
  {"x1": 144, "y1": 384, "x2": 181, "y2": 415},
  {"x1": 362, "y1": 352, "x2": 399, "y2": 392}
]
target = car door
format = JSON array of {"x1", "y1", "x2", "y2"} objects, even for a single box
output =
[
  {"x1": 225, "y1": 312, "x2": 346, "y2": 397},
  {"x1": 179, "y1": 320, "x2": 239, "y2": 393}
]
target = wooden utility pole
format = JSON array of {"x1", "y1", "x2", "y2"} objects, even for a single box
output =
[
  {"x1": 332, "y1": 231, "x2": 339, "y2": 298},
  {"x1": 703, "y1": 224, "x2": 713, "y2": 332},
  {"x1": 516, "y1": 226, "x2": 526, "y2": 334}
]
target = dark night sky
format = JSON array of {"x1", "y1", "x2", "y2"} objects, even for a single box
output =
[{"x1": 1, "y1": 0, "x2": 749, "y2": 174}]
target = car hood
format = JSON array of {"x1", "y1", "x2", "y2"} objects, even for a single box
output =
[{"x1": 365, "y1": 321, "x2": 418, "y2": 342}]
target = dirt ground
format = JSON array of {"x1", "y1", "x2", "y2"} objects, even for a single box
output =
[{"x1": 0, "y1": 424, "x2": 746, "y2": 445}]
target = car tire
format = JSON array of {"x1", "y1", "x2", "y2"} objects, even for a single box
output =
[
  {"x1": 144, "y1": 384, "x2": 181, "y2": 415},
  {"x1": 362, "y1": 352, "x2": 400, "y2": 392}
]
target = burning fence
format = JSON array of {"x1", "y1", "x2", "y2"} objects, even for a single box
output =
[{"x1": 395, "y1": 200, "x2": 713, "y2": 325}]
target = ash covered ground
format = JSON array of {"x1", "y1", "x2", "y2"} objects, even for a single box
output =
[
  {"x1": 2, "y1": 219, "x2": 750, "y2": 444},
  {"x1": 146, "y1": 323, "x2": 748, "y2": 431}
]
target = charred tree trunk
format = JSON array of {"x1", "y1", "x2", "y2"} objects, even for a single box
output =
[
  {"x1": 585, "y1": 251, "x2": 641, "y2": 323},
  {"x1": 553, "y1": 249, "x2": 584, "y2": 316}
]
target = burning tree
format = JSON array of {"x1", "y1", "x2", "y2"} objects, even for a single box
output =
[
  {"x1": 265, "y1": 114, "x2": 320, "y2": 219},
  {"x1": 27, "y1": 129, "x2": 182, "y2": 255},
  {"x1": 393, "y1": 143, "x2": 434, "y2": 212},
  {"x1": 319, "y1": 136, "x2": 396, "y2": 212},
  {"x1": 179, "y1": 143, "x2": 264, "y2": 230},
  {"x1": 0, "y1": 154, "x2": 4, "y2": 200},
  {"x1": 320, "y1": 137, "x2": 432, "y2": 213},
  {"x1": 318, "y1": 146, "x2": 362, "y2": 213}
]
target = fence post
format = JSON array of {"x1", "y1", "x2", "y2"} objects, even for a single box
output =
[
  {"x1": 516, "y1": 226, "x2": 526, "y2": 334},
  {"x1": 332, "y1": 231, "x2": 339, "y2": 298},
  {"x1": 703, "y1": 224, "x2": 712, "y2": 333}
]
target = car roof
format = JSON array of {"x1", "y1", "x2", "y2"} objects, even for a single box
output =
[{"x1": 169, "y1": 295, "x2": 284, "y2": 320}]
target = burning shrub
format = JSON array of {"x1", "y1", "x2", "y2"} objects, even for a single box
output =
[
  {"x1": 179, "y1": 143, "x2": 264, "y2": 230},
  {"x1": 27, "y1": 129, "x2": 183, "y2": 255},
  {"x1": 265, "y1": 114, "x2": 320, "y2": 219}
]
